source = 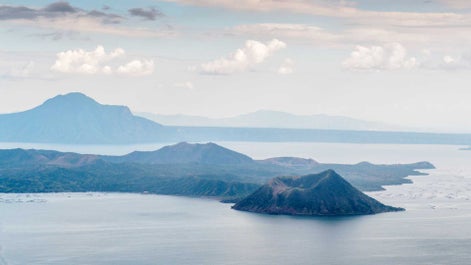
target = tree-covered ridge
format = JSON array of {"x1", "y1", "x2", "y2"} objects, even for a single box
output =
[{"x1": 0, "y1": 142, "x2": 434, "y2": 200}]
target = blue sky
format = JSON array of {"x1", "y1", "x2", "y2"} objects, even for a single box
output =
[{"x1": 1, "y1": 0, "x2": 471, "y2": 132}]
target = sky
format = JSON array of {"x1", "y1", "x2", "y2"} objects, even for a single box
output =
[{"x1": 1, "y1": 0, "x2": 471, "y2": 132}]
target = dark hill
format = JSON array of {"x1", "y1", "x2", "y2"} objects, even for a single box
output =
[
  {"x1": 232, "y1": 170, "x2": 403, "y2": 216},
  {"x1": 105, "y1": 142, "x2": 254, "y2": 165},
  {"x1": 0, "y1": 92, "x2": 171, "y2": 144},
  {"x1": 0, "y1": 143, "x2": 434, "y2": 195},
  {"x1": 0, "y1": 148, "x2": 259, "y2": 198},
  {"x1": 259, "y1": 157, "x2": 319, "y2": 171},
  {"x1": 0, "y1": 148, "x2": 99, "y2": 168}
]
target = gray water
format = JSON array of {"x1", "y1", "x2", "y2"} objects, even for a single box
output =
[{"x1": 1, "y1": 142, "x2": 471, "y2": 265}]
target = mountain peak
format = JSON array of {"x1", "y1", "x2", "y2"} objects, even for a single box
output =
[
  {"x1": 270, "y1": 170, "x2": 343, "y2": 191},
  {"x1": 33, "y1": 92, "x2": 133, "y2": 117},
  {"x1": 172, "y1": 141, "x2": 218, "y2": 148},
  {"x1": 233, "y1": 170, "x2": 403, "y2": 216},
  {"x1": 0, "y1": 92, "x2": 165, "y2": 144},
  {"x1": 322, "y1": 169, "x2": 340, "y2": 179},
  {"x1": 42, "y1": 92, "x2": 100, "y2": 108},
  {"x1": 113, "y1": 142, "x2": 254, "y2": 165}
]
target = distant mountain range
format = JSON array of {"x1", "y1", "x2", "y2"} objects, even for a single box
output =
[
  {"x1": 0, "y1": 93, "x2": 173, "y2": 144},
  {"x1": 233, "y1": 170, "x2": 403, "y2": 216},
  {"x1": 2, "y1": 92, "x2": 471, "y2": 145},
  {"x1": 137, "y1": 110, "x2": 403, "y2": 131}
]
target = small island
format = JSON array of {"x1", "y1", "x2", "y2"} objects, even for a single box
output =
[{"x1": 232, "y1": 170, "x2": 403, "y2": 216}]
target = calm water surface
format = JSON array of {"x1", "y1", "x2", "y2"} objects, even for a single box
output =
[{"x1": 0, "y1": 142, "x2": 470, "y2": 265}]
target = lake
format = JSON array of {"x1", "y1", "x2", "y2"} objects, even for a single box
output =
[{"x1": 0, "y1": 142, "x2": 470, "y2": 265}]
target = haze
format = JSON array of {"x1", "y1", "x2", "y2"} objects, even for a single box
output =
[{"x1": 1, "y1": 0, "x2": 470, "y2": 132}]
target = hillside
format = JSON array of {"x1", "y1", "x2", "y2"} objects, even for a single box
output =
[
  {"x1": 0, "y1": 148, "x2": 99, "y2": 168},
  {"x1": 0, "y1": 143, "x2": 434, "y2": 199},
  {"x1": 232, "y1": 170, "x2": 403, "y2": 216},
  {"x1": 138, "y1": 110, "x2": 400, "y2": 131},
  {"x1": 0, "y1": 93, "x2": 171, "y2": 144},
  {"x1": 104, "y1": 142, "x2": 254, "y2": 165}
]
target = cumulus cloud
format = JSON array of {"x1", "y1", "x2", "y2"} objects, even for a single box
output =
[
  {"x1": 102, "y1": 65, "x2": 113, "y2": 75},
  {"x1": 201, "y1": 39, "x2": 286, "y2": 75},
  {"x1": 342, "y1": 43, "x2": 417, "y2": 71},
  {"x1": 117, "y1": 59, "x2": 154, "y2": 76},
  {"x1": 438, "y1": 53, "x2": 471, "y2": 69},
  {"x1": 443, "y1": 56, "x2": 457, "y2": 64},
  {"x1": 278, "y1": 58, "x2": 295, "y2": 74},
  {"x1": 51, "y1": 46, "x2": 124, "y2": 74},
  {"x1": 128, "y1": 7, "x2": 163, "y2": 20},
  {"x1": 51, "y1": 46, "x2": 154, "y2": 76},
  {"x1": 173, "y1": 81, "x2": 194, "y2": 90}
]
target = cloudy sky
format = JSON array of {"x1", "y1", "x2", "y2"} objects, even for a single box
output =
[{"x1": 1, "y1": 0, "x2": 471, "y2": 132}]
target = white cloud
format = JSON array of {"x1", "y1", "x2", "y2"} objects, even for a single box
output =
[
  {"x1": 51, "y1": 46, "x2": 124, "y2": 74},
  {"x1": 28, "y1": 16, "x2": 174, "y2": 38},
  {"x1": 342, "y1": 43, "x2": 417, "y2": 71},
  {"x1": 438, "y1": 0, "x2": 471, "y2": 9},
  {"x1": 173, "y1": 81, "x2": 194, "y2": 90},
  {"x1": 51, "y1": 46, "x2": 154, "y2": 76},
  {"x1": 396, "y1": 51, "x2": 471, "y2": 70},
  {"x1": 117, "y1": 59, "x2": 154, "y2": 76},
  {"x1": 231, "y1": 24, "x2": 338, "y2": 44},
  {"x1": 165, "y1": 0, "x2": 467, "y2": 28},
  {"x1": 102, "y1": 65, "x2": 113, "y2": 75},
  {"x1": 278, "y1": 58, "x2": 294, "y2": 75},
  {"x1": 438, "y1": 54, "x2": 471, "y2": 69},
  {"x1": 165, "y1": 0, "x2": 352, "y2": 16},
  {"x1": 227, "y1": 23, "x2": 462, "y2": 50},
  {"x1": 443, "y1": 56, "x2": 456, "y2": 64},
  {"x1": 201, "y1": 39, "x2": 286, "y2": 74},
  {"x1": 110, "y1": 48, "x2": 125, "y2": 58},
  {"x1": 7, "y1": 61, "x2": 35, "y2": 78}
]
